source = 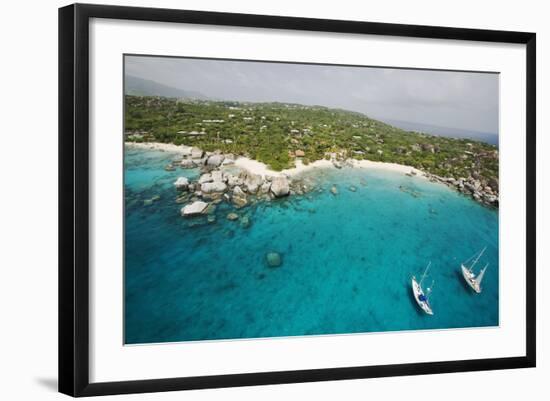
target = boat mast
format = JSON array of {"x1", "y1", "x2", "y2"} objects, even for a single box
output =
[
  {"x1": 468, "y1": 246, "x2": 487, "y2": 272},
  {"x1": 475, "y1": 263, "x2": 489, "y2": 285},
  {"x1": 420, "y1": 262, "x2": 431, "y2": 286}
]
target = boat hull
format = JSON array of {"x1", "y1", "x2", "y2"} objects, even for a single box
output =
[
  {"x1": 461, "y1": 264, "x2": 481, "y2": 293},
  {"x1": 411, "y1": 278, "x2": 433, "y2": 315}
]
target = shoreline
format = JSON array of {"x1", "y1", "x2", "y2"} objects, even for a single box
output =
[
  {"x1": 125, "y1": 141, "x2": 193, "y2": 154},
  {"x1": 234, "y1": 157, "x2": 427, "y2": 179},
  {"x1": 125, "y1": 141, "x2": 425, "y2": 178},
  {"x1": 125, "y1": 141, "x2": 497, "y2": 208}
]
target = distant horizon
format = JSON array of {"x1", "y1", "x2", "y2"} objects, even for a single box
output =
[{"x1": 125, "y1": 55, "x2": 499, "y2": 139}]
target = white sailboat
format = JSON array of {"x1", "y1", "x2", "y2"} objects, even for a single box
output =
[
  {"x1": 412, "y1": 262, "x2": 434, "y2": 315},
  {"x1": 461, "y1": 247, "x2": 489, "y2": 294}
]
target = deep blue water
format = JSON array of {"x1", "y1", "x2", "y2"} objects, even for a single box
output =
[{"x1": 124, "y1": 147, "x2": 499, "y2": 344}]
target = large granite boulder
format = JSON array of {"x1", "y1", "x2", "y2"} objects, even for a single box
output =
[
  {"x1": 260, "y1": 181, "x2": 272, "y2": 194},
  {"x1": 198, "y1": 173, "x2": 213, "y2": 184},
  {"x1": 232, "y1": 186, "x2": 248, "y2": 208},
  {"x1": 226, "y1": 174, "x2": 244, "y2": 187},
  {"x1": 180, "y1": 159, "x2": 196, "y2": 169},
  {"x1": 222, "y1": 154, "x2": 235, "y2": 165},
  {"x1": 233, "y1": 185, "x2": 246, "y2": 198},
  {"x1": 243, "y1": 173, "x2": 263, "y2": 194},
  {"x1": 270, "y1": 176, "x2": 290, "y2": 197},
  {"x1": 173, "y1": 177, "x2": 189, "y2": 190},
  {"x1": 206, "y1": 154, "x2": 225, "y2": 167},
  {"x1": 181, "y1": 146, "x2": 193, "y2": 157},
  {"x1": 181, "y1": 201, "x2": 208, "y2": 216},
  {"x1": 201, "y1": 181, "x2": 227, "y2": 194},
  {"x1": 190, "y1": 147, "x2": 204, "y2": 159},
  {"x1": 211, "y1": 170, "x2": 224, "y2": 183}
]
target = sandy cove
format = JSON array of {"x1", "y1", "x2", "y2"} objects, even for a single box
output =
[
  {"x1": 126, "y1": 142, "x2": 499, "y2": 207},
  {"x1": 234, "y1": 157, "x2": 334, "y2": 177},
  {"x1": 125, "y1": 141, "x2": 425, "y2": 178},
  {"x1": 125, "y1": 141, "x2": 193, "y2": 153},
  {"x1": 234, "y1": 157, "x2": 426, "y2": 179}
]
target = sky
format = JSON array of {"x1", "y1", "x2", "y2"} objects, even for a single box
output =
[{"x1": 125, "y1": 55, "x2": 499, "y2": 135}]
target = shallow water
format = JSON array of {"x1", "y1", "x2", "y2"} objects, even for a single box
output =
[{"x1": 124, "y1": 147, "x2": 499, "y2": 344}]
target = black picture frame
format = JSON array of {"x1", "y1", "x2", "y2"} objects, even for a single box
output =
[{"x1": 59, "y1": 3, "x2": 536, "y2": 397}]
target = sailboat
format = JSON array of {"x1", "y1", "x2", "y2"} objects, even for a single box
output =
[
  {"x1": 461, "y1": 247, "x2": 489, "y2": 294},
  {"x1": 412, "y1": 262, "x2": 434, "y2": 315}
]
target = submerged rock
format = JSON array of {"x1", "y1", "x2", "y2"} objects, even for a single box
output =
[
  {"x1": 143, "y1": 195, "x2": 160, "y2": 206},
  {"x1": 204, "y1": 203, "x2": 217, "y2": 215},
  {"x1": 232, "y1": 186, "x2": 248, "y2": 208},
  {"x1": 181, "y1": 201, "x2": 208, "y2": 216},
  {"x1": 232, "y1": 197, "x2": 248, "y2": 208},
  {"x1": 330, "y1": 185, "x2": 338, "y2": 195},
  {"x1": 265, "y1": 252, "x2": 282, "y2": 268},
  {"x1": 175, "y1": 194, "x2": 190, "y2": 204},
  {"x1": 164, "y1": 164, "x2": 176, "y2": 171},
  {"x1": 270, "y1": 176, "x2": 290, "y2": 197},
  {"x1": 202, "y1": 192, "x2": 223, "y2": 201},
  {"x1": 227, "y1": 212, "x2": 239, "y2": 221},
  {"x1": 348, "y1": 186, "x2": 357, "y2": 192},
  {"x1": 240, "y1": 215, "x2": 251, "y2": 228},
  {"x1": 174, "y1": 177, "x2": 189, "y2": 190}
]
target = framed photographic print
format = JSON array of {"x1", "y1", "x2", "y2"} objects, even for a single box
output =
[{"x1": 58, "y1": 3, "x2": 536, "y2": 397}]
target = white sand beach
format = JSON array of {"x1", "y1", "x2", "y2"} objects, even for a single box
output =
[
  {"x1": 126, "y1": 141, "x2": 426, "y2": 179},
  {"x1": 234, "y1": 156, "x2": 426, "y2": 179},
  {"x1": 349, "y1": 159, "x2": 426, "y2": 178},
  {"x1": 233, "y1": 157, "x2": 335, "y2": 177},
  {"x1": 125, "y1": 142, "x2": 192, "y2": 154}
]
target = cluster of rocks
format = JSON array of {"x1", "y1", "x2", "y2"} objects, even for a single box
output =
[
  {"x1": 172, "y1": 150, "x2": 293, "y2": 218},
  {"x1": 424, "y1": 172, "x2": 499, "y2": 207},
  {"x1": 167, "y1": 146, "x2": 234, "y2": 170}
]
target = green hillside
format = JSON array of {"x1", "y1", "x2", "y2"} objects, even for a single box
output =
[{"x1": 124, "y1": 95, "x2": 498, "y2": 186}]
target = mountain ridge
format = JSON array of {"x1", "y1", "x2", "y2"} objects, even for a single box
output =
[{"x1": 125, "y1": 75, "x2": 208, "y2": 99}]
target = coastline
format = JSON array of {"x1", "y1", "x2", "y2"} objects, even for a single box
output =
[
  {"x1": 125, "y1": 141, "x2": 425, "y2": 178},
  {"x1": 125, "y1": 141, "x2": 192, "y2": 154},
  {"x1": 125, "y1": 141, "x2": 497, "y2": 207},
  {"x1": 234, "y1": 157, "x2": 426, "y2": 179}
]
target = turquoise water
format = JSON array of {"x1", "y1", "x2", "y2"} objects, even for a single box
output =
[{"x1": 124, "y1": 147, "x2": 499, "y2": 344}]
